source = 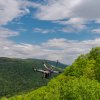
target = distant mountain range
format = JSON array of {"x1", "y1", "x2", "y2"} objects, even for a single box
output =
[{"x1": 0, "y1": 57, "x2": 67, "y2": 98}]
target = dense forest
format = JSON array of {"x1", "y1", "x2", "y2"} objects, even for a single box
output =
[
  {"x1": 0, "y1": 58, "x2": 65, "y2": 98},
  {"x1": 1, "y1": 47, "x2": 100, "y2": 100}
]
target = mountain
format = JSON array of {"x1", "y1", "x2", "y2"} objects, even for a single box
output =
[
  {"x1": 27, "y1": 58, "x2": 67, "y2": 69},
  {"x1": 0, "y1": 57, "x2": 66, "y2": 98},
  {"x1": 2, "y1": 47, "x2": 100, "y2": 100}
]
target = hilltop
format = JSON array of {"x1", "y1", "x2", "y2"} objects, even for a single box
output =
[{"x1": 0, "y1": 57, "x2": 66, "y2": 98}]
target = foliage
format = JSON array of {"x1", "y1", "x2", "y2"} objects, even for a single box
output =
[
  {"x1": 0, "y1": 58, "x2": 64, "y2": 98},
  {"x1": 64, "y1": 47, "x2": 100, "y2": 81},
  {"x1": 2, "y1": 76, "x2": 100, "y2": 100}
]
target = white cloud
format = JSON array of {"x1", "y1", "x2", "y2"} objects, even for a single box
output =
[
  {"x1": 0, "y1": 0, "x2": 30, "y2": 25},
  {"x1": 33, "y1": 28, "x2": 55, "y2": 34},
  {"x1": 35, "y1": 0, "x2": 81, "y2": 20},
  {"x1": 42, "y1": 38, "x2": 67, "y2": 49},
  {"x1": 34, "y1": 0, "x2": 100, "y2": 21},
  {"x1": 0, "y1": 27, "x2": 19, "y2": 38},
  {"x1": 73, "y1": 0, "x2": 100, "y2": 19},
  {"x1": 60, "y1": 27, "x2": 77, "y2": 33},
  {"x1": 95, "y1": 19, "x2": 100, "y2": 23},
  {"x1": 33, "y1": 0, "x2": 100, "y2": 32},
  {"x1": 92, "y1": 29, "x2": 100, "y2": 34},
  {"x1": 55, "y1": 18, "x2": 86, "y2": 30},
  {"x1": 41, "y1": 38, "x2": 100, "y2": 64}
]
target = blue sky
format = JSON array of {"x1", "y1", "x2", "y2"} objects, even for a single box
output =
[{"x1": 0, "y1": 0, "x2": 100, "y2": 64}]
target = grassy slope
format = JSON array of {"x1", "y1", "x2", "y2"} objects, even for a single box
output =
[{"x1": 0, "y1": 57, "x2": 66, "y2": 98}]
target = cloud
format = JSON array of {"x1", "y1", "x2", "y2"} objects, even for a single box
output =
[
  {"x1": 0, "y1": 27, "x2": 19, "y2": 38},
  {"x1": 0, "y1": 0, "x2": 30, "y2": 25},
  {"x1": 0, "y1": 29, "x2": 100, "y2": 64},
  {"x1": 17, "y1": 28, "x2": 27, "y2": 32},
  {"x1": 33, "y1": 0, "x2": 100, "y2": 32},
  {"x1": 42, "y1": 38, "x2": 67, "y2": 49},
  {"x1": 33, "y1": 28, "x2": 55, "y2": 34},
  {"x1": 55, "y1": 18, "x2": 86, "y2": 31},
  {"x1": 92, "y1": 29, "x2": 100, "y2": 34},
  {"x1": 34, "y1": 0, "x2": 100, "y2": 20},
  {"x1": 41, "y1": 38, "x2": 100, "y2": 64},
  {"x1": 73, "y1": 0, "x2": 100, "y2": 19},
  {"x1": 34, "y1": 0, "x2": 81, "y2": 20}
]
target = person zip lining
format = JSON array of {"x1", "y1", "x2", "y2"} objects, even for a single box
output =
[{"x1": 32, "y1": 61, "x2": 61, "y2": 79}]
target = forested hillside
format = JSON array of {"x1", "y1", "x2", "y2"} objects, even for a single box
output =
[
  {"x1": 0, "y1": 58, "x2": 65, "y2": 98},
  {"x1": 1, "y1": 47, "x2": 100, "y2": 100}
]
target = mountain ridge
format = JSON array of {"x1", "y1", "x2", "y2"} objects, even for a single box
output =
[{"x1": 0, "y1": 57, "x2": 66, "y2": 98}]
